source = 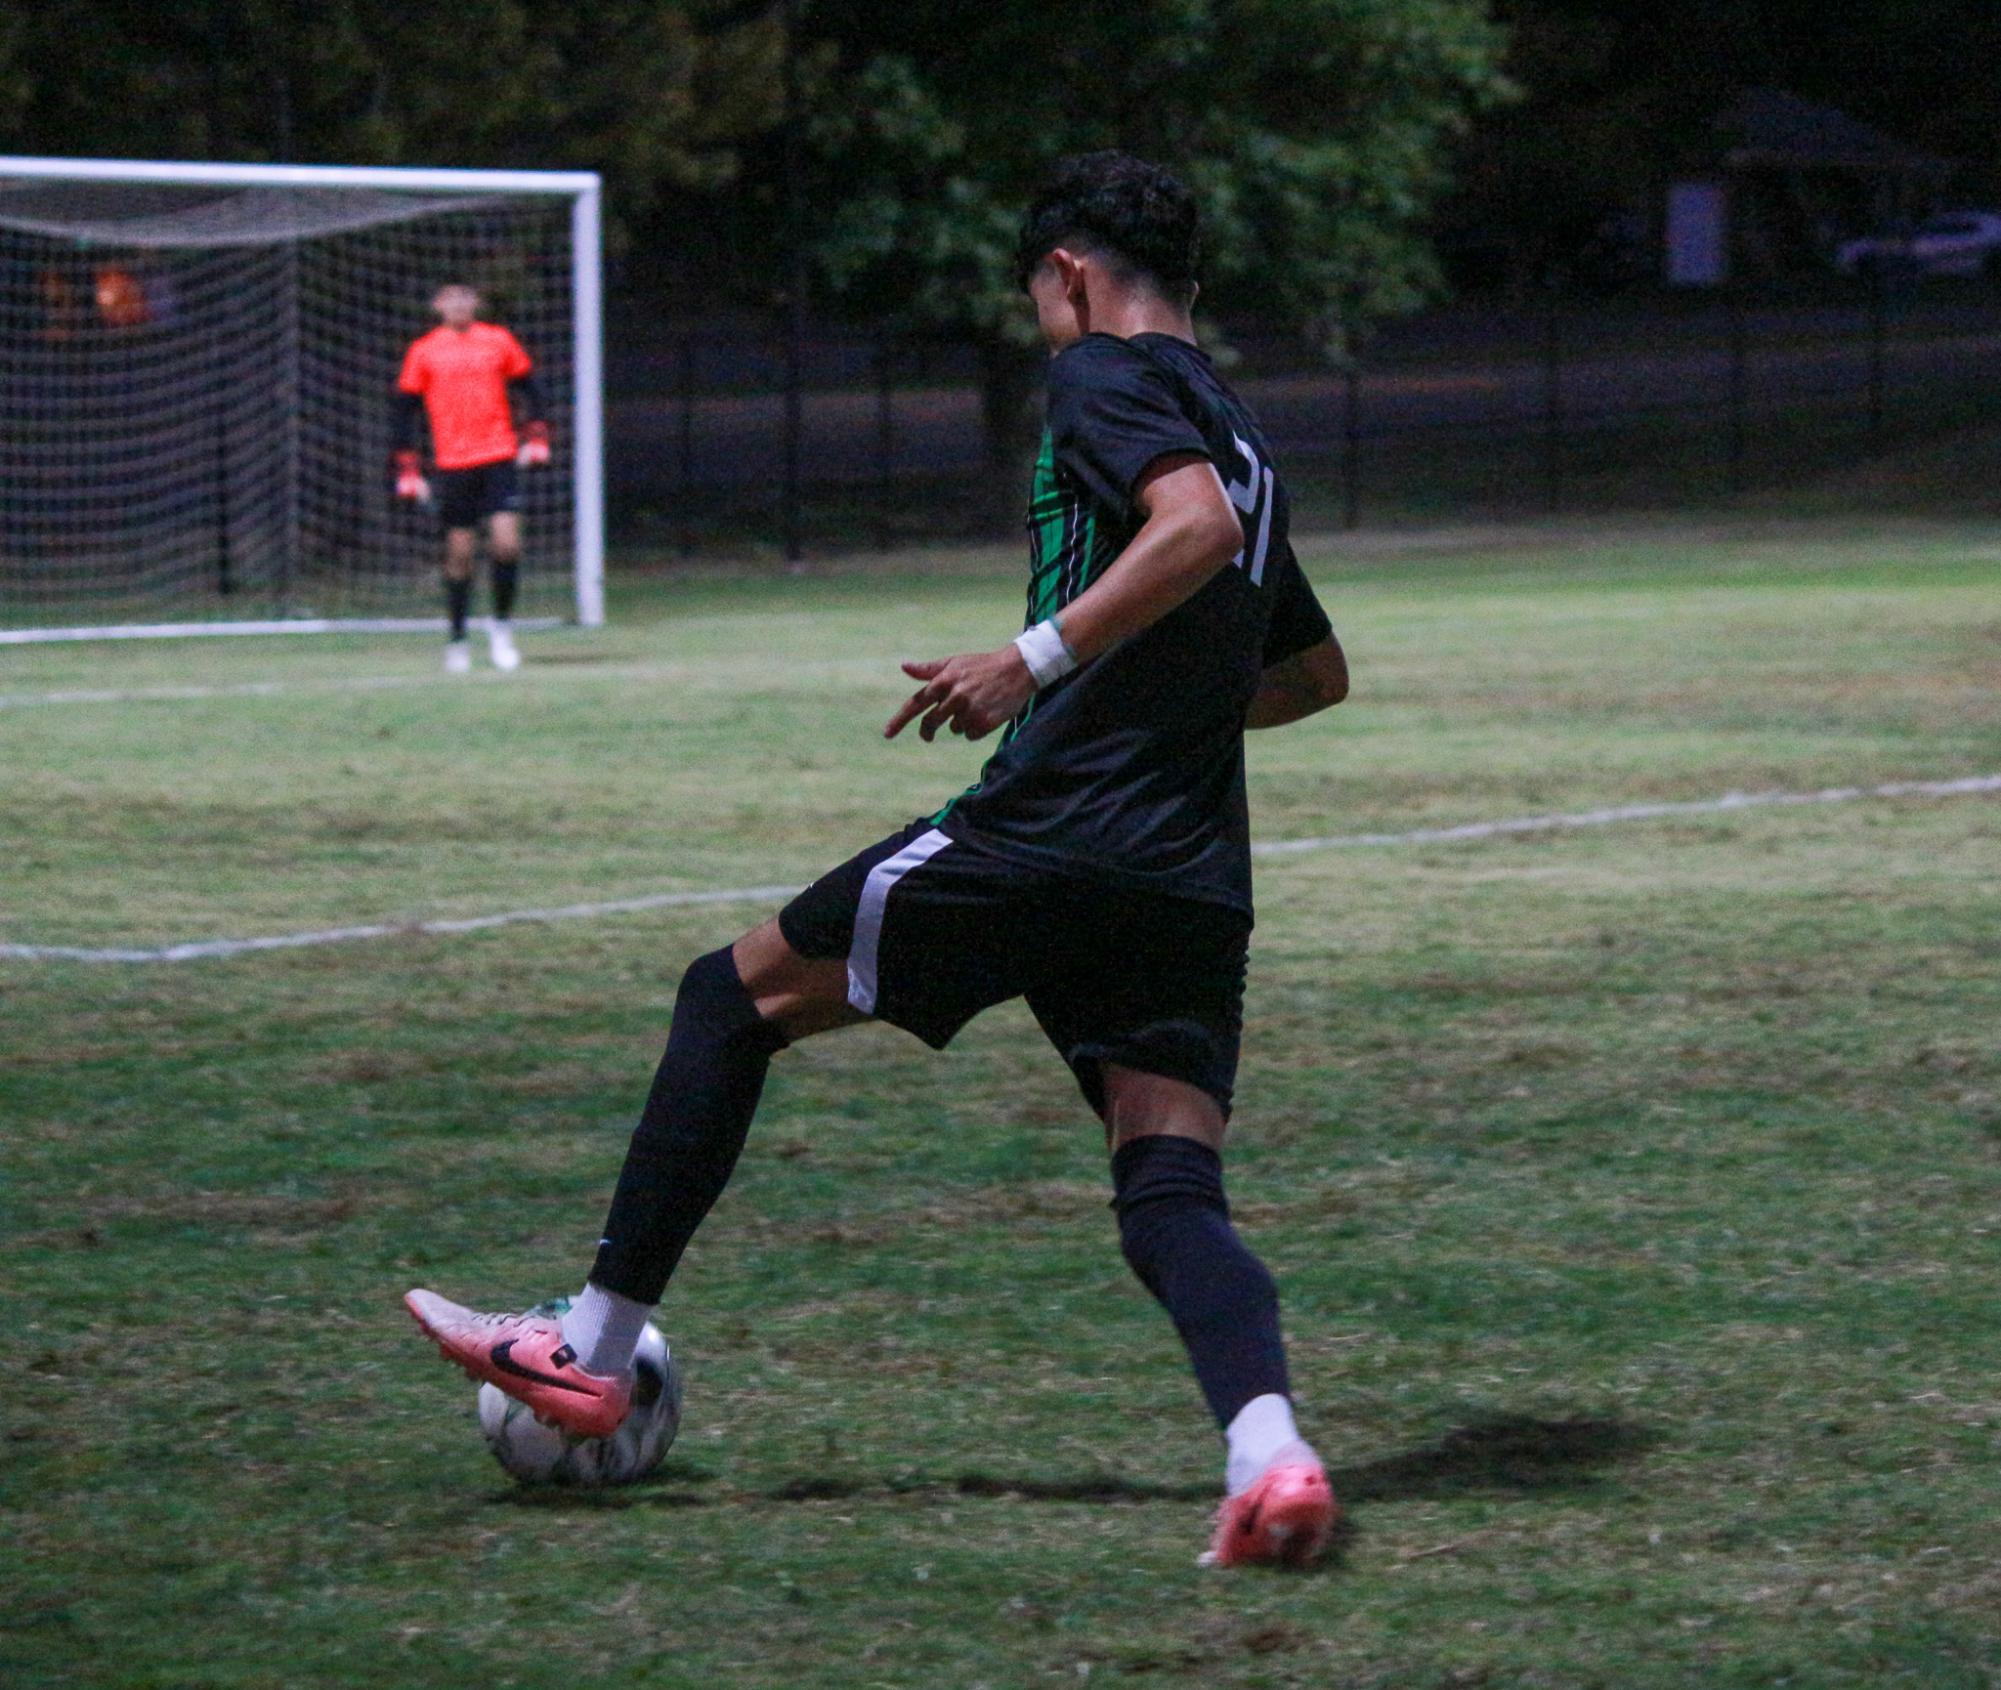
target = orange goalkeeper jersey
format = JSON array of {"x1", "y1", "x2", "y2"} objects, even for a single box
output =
[{"x1": 397, "y1": 321, "x2": 534, "y2": 470}]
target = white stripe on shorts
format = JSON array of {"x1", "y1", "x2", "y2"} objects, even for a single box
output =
[{"x1": 846, "y1": 828, "x2": 954, "y2": 1016}]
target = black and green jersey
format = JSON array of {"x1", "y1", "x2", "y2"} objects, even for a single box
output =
[
  {"x1": 935, "y1": 331, "x2": 1332, "y2": 918},
  {"x1": 1022, "y1": 426, "x2": 1122, "y2": 627}
]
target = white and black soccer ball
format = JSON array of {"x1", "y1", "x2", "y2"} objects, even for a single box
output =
[{"x1": 476, "y1": 1297, "x2": 683, "y2": 1487}]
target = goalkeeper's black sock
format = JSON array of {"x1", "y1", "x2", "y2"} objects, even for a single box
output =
[
  {"x1": 491, "y1": 560, "x2": 519, "y2": 621},
  {"x1": 445, "y1": 577, "x2": 471, "y2": 640},
  {"x1": 1111, "y1": 1134, "x2": 1291, "y2": 1429},
  {"x1": 588, "y1": 946, "x2": 789, "y2": 1306}
]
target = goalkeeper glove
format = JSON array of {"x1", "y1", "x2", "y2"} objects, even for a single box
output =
[
  {"x1": 517, "y1": 420, "x2": 552, "y2": 468},
  {"x1": 393, "y1": 450, "x2": 430, "y2": 503}
]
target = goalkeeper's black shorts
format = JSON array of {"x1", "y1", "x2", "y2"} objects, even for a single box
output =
[
  {"x1": 779, "y1": 818, "x2": 1250, "y2": 1117},
  {"x1": 434, "y1": 459, "x2": 519, "y2": 529}
]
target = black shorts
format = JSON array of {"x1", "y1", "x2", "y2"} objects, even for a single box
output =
[
  {"x1": 434, "y1": 460, "x2": 520, "y2": 529},
  {"x1": 779, "y1": 819, "x2": 1251, "y2": 1117}
]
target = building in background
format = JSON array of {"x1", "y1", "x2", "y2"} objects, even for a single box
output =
[{"x1": 1665, "y1": 88, "x2": 1957, "y2": 284}]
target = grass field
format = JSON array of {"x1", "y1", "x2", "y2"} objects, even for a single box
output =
[{"x1": 5, "y1": 518, "x2": 2000, "y2": 1688}]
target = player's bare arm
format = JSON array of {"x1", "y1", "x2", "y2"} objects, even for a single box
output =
[
  {"x1": 1245, "y1": 631, "x2": 1348, "y2": 729},
  {"x1": 884, "y1": 452, "x2": 1241, "y2": 742}
]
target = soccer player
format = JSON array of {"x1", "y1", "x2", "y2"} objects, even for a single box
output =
[
  {"x1": 407, "y1": 153, "x2": 1351, "y2": 1567},
  {"x1": 392, "y1": 283, "x2": 551, "y2": 673}
]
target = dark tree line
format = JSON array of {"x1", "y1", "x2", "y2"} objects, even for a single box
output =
[
  {"x1": 9, "y1": 1, "x2": 1995, "y2": 321},
  {"x1": 2, "y1": 2, "x2": 1507, "y2": 332},
  {"x1": 0, "y1": 1, "x2": 1511, "y2": 487}
]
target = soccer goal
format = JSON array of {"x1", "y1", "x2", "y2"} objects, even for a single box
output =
[{"x1": 0, "y1": 157, "x2": 603, "y2": 641}]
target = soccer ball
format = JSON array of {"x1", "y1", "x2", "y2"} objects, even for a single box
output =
[{"x1": 476, "y1": 1298, "x2": 683, "y2": 1487}]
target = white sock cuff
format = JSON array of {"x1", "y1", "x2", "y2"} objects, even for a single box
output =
[
  {"x1": 1224, "y1": 1392, "x2": 1307, "y2": 1496},
  {"x1": 559, "y1": 1282, "x2": 653, "y2": 1377}
]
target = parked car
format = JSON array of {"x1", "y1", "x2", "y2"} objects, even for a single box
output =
[{"x1": 1836, "y1": 213, "x2": 2001, "y2": 280}]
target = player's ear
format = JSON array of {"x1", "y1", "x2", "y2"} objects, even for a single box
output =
[{"x1": 1049, "y1": 248, "x2": 1086, "y2": 301}]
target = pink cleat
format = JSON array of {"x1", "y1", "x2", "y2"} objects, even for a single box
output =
[
  {"x1": 1200, "y1": 1457, "x2": 1338, "y2": 1569},
  {"x1": 404, "y1": 1288, "x2": 632, "y2": 1439}
]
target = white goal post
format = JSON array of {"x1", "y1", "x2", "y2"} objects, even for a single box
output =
[{"x1": 0, "y1": 156, "x2": 604, "y2": 641}]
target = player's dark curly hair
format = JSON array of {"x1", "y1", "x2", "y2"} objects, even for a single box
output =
[{"x1": 1014, "y1": 151, "x2": 1201, "y2": 299}]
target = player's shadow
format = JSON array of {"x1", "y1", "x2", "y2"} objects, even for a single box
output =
[
  {"x1": 487, "y1": 1457, "x2": 720, "y2": 1512},
  {"x1": 488, "y1": 1463, "x2": 1215, "y2": 1512},
  {"x1": 489, "y1": 1412, "x2": 1652, "y2": 1519},
  {"x1": 937, "y1": 1413, "x2": 1650, "y2": 1511},
  {"x1": 1329, "y1": 1412, "x2": 1654, "y2": 1504},
  {"x1": 774, "y1": 1410, "x2": 1653, "y2": 1511},
  {"x1": 938, "y1": 1472, "x2": 1217, "y2": 1504}
]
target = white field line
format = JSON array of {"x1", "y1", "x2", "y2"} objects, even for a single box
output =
[
  {"x1": 2, "y1": 885, "x2": 806, "y2": 964},
  {"x1": 0, "y1": 617, "x2": 853, "y2": 710},
  {"x1": 0, "y1": 615, "x2": 565, "y2": 647},
  {"x1": 1249, "y1": 774, "x2": 2001, "y2": 855},
  {"x1": 5, "y1": 774, "x2": 1996, "y2": 967},
  {"x1": 5, "y1": 673, "x2": 456, "y2": 708},
  {"x1": 0, "y1": 660, "x2": 690, "y2": 710}
]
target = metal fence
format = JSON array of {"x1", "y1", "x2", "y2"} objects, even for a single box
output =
[{"x1": 603, "y1": 277, "x2": 2001, "y2": 553}]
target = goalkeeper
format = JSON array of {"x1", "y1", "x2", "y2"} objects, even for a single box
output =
[{"x1": 392, "y1": 283, "x2": 551, "y2": 673}]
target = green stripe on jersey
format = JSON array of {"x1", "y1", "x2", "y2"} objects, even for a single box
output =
[
  {"x1": 933, "y1": 433, "x2": 1120, "y2": 825},
  {"x1": 1025, "y1": 431, "x2": 1068, "y2": 625}
]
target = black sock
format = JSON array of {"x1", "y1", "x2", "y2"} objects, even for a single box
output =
[
  {"x1": 589, "y1": 947, "x2": 789, "y2": 1304},
  {"x1": 1112, "y1": 1135, "x2": 1290, "y2": 1428},
  {"x1": 445, "y1": 576, "x2": 471, "y2": 639},
  {"x1": 491, "y1": 559, "x2": 519, "y2": 621}
]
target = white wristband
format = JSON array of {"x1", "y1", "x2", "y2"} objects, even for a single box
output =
[{"x1": 1013, "y1": 617, "x2": 1079, "y2": 689}]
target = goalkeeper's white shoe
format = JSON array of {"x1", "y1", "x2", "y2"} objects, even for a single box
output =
[
  {"x1": 443, "y1": 641, "x2": 473, "y2": 675},
  {"x1": 488, "y1": 623, "x2": 522, "y2": 672}
]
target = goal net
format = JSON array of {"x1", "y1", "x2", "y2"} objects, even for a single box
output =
[{"x1": 0, "y1": 158, "x2": 603, "y2": 640}]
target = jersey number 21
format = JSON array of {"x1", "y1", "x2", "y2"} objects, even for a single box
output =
[{"x1": 1225, "y1": 432, "x2": 1275, "y2": 585}]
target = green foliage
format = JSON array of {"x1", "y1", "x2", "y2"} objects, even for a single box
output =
[
  {"x1": 0, "y1": 1, "x2": 783, "y2": 222},
  {"x1": 801, "y1": 0, "x2": 1514, "y2": 353}
]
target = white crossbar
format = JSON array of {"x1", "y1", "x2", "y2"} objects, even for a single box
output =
[{"x1": 0, "y1": 155, "x2": 598, "y2": 195}]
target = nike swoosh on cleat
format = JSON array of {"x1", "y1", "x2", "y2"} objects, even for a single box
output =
[{"x1": 489, "y1": 1339, "x2": 595, "y2": 1394}]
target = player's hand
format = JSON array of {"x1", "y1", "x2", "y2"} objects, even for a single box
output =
[
  {"x1": 884, "y1": 648, "x2": 1035, "y2": 742},
  {"x1": 393, "y1": 450, "x2": 430, "y2": 503},
  {"x1": 517, "y1": 421, "x2": 552, "y2": 468}
]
